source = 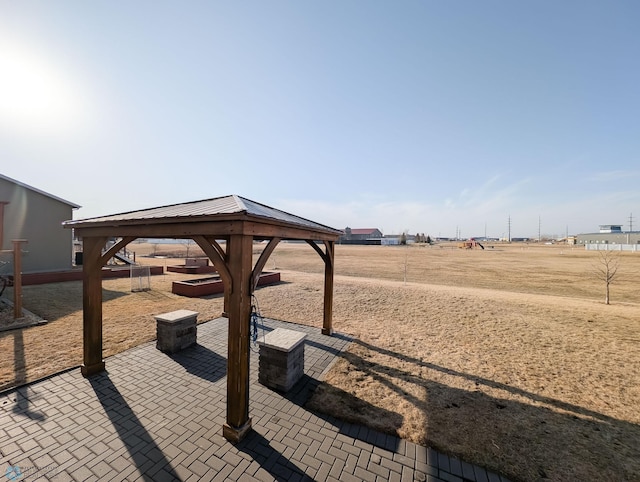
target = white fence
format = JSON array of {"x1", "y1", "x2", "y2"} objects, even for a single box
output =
[{"x1": 585, "y1": 244, "x2": 640, "y2": 252}]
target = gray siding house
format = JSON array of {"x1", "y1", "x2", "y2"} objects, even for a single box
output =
[{"x1": 0, "y1": 173, "x2": 79, "y2": 273}]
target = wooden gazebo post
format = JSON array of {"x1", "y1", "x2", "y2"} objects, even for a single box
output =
[
  {"x1": 322, "y1": 240, "x2": 335, "y2": 335},
  {"x1": 223, "y1": 233, "x2": 254, "y2": 442},
  {"x1": 307, "y1": 239, "x2": 336, "y2": 336},
  {"x1": 81, "y1": 236, "x2": 108, "y2": 376}
]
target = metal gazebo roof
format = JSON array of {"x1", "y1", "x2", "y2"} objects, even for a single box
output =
[{"x1": 64, "y1": 195, "x2": 341, "y2": 238}]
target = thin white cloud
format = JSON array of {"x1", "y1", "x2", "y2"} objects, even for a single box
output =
[
  {"x1": 278, "y1": 172, "x2": 640, "y2": 239},
  {"x1": 454, "y1": 175, "x2": 531, "y2": 211},
  {"x1": 584, "y1": 170, "x2": 640, "y2": 182}
]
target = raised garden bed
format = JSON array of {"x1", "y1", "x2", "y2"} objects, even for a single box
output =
[
  {"x1": 167, "y1": 257, "x2": 217, "y2": 274},
  {"x1": 20, "y1": 265, "x2": 164, "y2": 285},
  {"x1": 166, "y1": 265, "x2": 217, "y2": 274},
  {"x1": 172, "y1": 271, "x2": 281, "y2": 298}
]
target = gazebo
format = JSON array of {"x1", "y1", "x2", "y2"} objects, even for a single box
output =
[{"x1": 63, "y1": 195, "x2": 341, "y2": 442}]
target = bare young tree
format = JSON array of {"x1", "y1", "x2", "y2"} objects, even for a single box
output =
[
  {"x1": 183, "y1": 239, "x2": 194, "y2": 258},
  {"x1": 592, "y1": 249, "x2": 620, "y2": 305}
]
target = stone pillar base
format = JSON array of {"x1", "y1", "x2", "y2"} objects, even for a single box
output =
[
  {"x1": 258, "y1": 328, "x2": 306, "y2": 392},
  {"x1": 155, "y1": 310, "x2": 198, "y2": 354}
]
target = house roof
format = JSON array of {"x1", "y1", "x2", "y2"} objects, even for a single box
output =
[
  {"x1": 63, "y1": 195, "x2": 341, "y2": 239},
  {"x1": 0, "y1": 173, "x2": 80, "y2": 209},
  {"x1": 350, "y1": 228, "x2": 381, "y2": 235}
]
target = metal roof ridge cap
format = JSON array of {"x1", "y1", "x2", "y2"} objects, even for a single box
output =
[
  {"x1": 232, "y1": 194, "x2": 249, "y2": 213},
  {"x1": 234, "y1": 196, "x2": 341, "y2": 233}
]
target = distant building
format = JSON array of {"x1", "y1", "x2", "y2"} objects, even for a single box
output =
[
  {"x1": 383, "y1": 233, "x2": 416, "y2": 245},
  {"x1": 599, "y1": 225, "x2": 623, "y2": 233},
  {"x1": 0, "y1": 173, "x2": 79, "y2": 273},
  {"x1": 339, "y1": 227, "x2": 383, "y2": 244},
  {"x1": 576, "y1": 225, "x2": 640, "y2": 245}
]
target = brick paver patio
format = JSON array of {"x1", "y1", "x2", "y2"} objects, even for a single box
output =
[{"x1": 0, "y1": 317, "x2": 511, "y2": 481}]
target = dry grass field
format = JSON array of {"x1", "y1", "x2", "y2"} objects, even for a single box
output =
[{"x1": 1, "y1": 241, "x2": 639, "y2": 481}]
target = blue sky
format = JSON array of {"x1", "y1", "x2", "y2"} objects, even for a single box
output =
[{"x1": 1, "y1": 1, "x2": 638, "y2": 238}]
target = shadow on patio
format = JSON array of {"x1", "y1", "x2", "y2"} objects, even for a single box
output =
[{"x1": 89, "y1": 373, "x2": 181, "y2": 481}]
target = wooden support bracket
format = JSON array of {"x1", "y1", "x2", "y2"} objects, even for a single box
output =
[{"x1": 251, "y1": 237, "x2": 280, "y2": 293}]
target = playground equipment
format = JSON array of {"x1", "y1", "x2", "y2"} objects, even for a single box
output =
[
  {"x1": 458, "y1": 239, "x2": 485, "y2": 250},
  {"x1": 114, "y1": 251, "x2": 136, "y2": 265}
]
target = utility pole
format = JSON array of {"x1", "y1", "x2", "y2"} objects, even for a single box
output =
[
  {"x1": 629, "y1": 213, "x2": 634, "y2": 232},
  {"x1": 507, "y1": 215, "x2": 512, "y2": 242}
]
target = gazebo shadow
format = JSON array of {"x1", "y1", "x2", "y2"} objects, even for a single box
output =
[
  {"x1": 166, "y1": 343, "x2": 226, "y2": 383},
  {"x1": 236, "y1": 397, "x2": 403, "y2": 482},
  {"x1": 236, "y1": 429, "x2": 309, "y2": 481},
  {"x1": 89, "y1": 373, "x2": 181, "y2": 481},
  {"x1": 306, "y1": 338, "x2": 640, "y2": 481}
]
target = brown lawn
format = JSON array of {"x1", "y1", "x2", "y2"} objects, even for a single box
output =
[{"x1": 1, "y1": 241, "x2": 639, "y2": 481}]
